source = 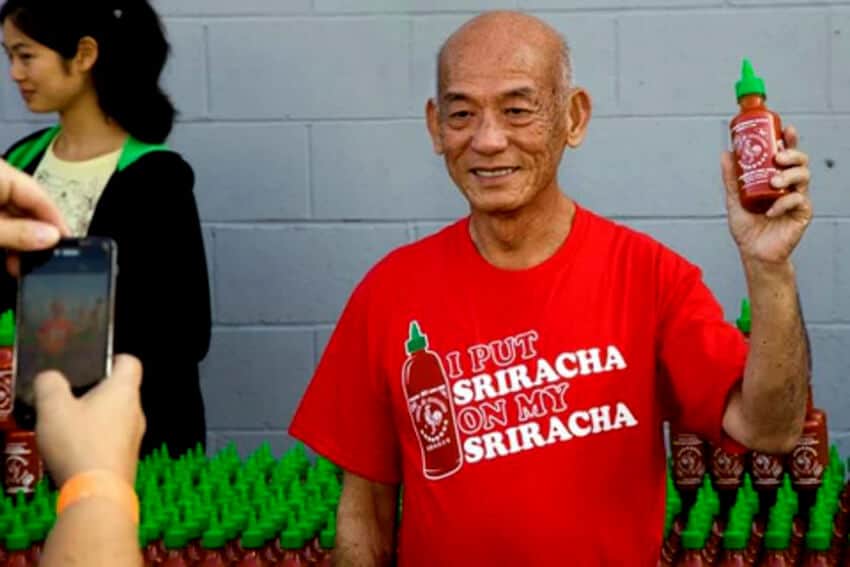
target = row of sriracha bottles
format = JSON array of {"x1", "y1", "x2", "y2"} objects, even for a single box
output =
[
  {"x1": 136, "y1": 442, "x2": 341, "y2": 566},
  {"x1": 0, "y1": 440, "x2": 348, "y2": 566},
  {"x1": 661, "y1": 446, "x2": 850, "y2": 566}
]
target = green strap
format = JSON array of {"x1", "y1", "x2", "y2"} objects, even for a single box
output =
[
  {"x1": 6, "y1": 125, "x2": 169, "y2": 172},
  {"x1": 6, "y1": 126, "x2": 60, "y2": 170},
  {"x1": 117, "y1": 136, "x2": 170, "y2": 172}
]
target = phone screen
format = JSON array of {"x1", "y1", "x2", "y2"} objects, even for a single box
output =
[{"x1": 15, "y1": 238, "x2": 116, "y2": 402}]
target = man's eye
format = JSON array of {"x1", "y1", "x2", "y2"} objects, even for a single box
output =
[
  {"x1": 506, "y1": 108, "x2": 531, "y2": 115},
  {"x1": 450, "y1": 111, "x2": 471, "y2": 119}
]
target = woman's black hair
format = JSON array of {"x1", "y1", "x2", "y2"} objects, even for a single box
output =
[{"x1": 1, "y1": 0, "x2": 176, "y2": 143}]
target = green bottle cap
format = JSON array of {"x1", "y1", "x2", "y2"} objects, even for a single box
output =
[
  {"x1": 259, "y1": 515, "x2": 279, "y2": 542},
  {"x1": 241, "y1": 525, "x2": 266, "y2": 550},
  {"x1": 736, "y1": 298, "x2": 751, "y2": 334},
  {"x1": 164, "y1": 525, "x2": 188, "y2": 550},
  {"x1": 671, "y1": 494, "x2": 682, "y2": 517},
  {"x1": 0, "y1": 311, "x2": 14, "y2": 347},
  {"x1": 319, "y1": 526, "x2": 335, "y2": 549},
  {"x1": 5, "y1": 513, "x2": 29, "y2": 551},
  {"x1": 138, "y1": 524, "x2": 150, "y2": 548},
  {"x1": 735, "y1": 59, "x2": 767, "y2": 101},
  {"x1": 280, "y1": 526, "x2": 303, "y2": 550},
  {"x1": 143, "y1": 522, "x2": 160, "y2": 546},
  {"x1": 806, "y1": 529, "x2": 831, "y2": 551},
  {"x1": 765, "y1": 530, "x2": 789, "y2": 550},
  {"x1": 201, "y1": 526, "x2": 227, "y2": 550},
  {"x1": 405, "y1": 321, "x2": 428, "y2": 354},
  {"x1": 681, "y1": 530, "x2": 706, "y2": 550},
  {"x1": 723, "y1": 529, "x2": 747, "y2": 550},
  {"x1": 27, "y1": 513, "x2": 46, "y2": 543},
  {"x1": 239, "y1": 507, "x2": 264, "y2": 549}
]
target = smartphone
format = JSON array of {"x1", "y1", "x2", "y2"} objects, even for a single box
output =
[{"x1": 14, "y1": 238, "x2": 117, "y2": 405}]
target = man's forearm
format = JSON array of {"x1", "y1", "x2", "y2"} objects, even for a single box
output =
[
  {"x1": 333, "y1": 535, "x2": 396, "y2": 567},
  {"x1": 333, "y1": 519, "x2": 396, "y2": 567},
  {"x1": 741, "y1": 258, "x2": 808, "y2": 452},
  {"x1": 333, "y1": 473, "x2": 398, "y2": 567},
  {"x1": 41, "y1": 497, "x2": 141, "y2": 567}
]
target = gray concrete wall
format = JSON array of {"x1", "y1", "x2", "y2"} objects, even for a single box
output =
[{"x1": 1, "y1": 0, "x2": 848, "y2": 457}]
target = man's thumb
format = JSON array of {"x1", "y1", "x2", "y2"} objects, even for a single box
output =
[{"x1": 33, "y1": 370, "x2": 73, "y2": 413}]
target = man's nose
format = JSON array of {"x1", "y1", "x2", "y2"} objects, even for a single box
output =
[{"x1": 471, "y1": 111, "x2": 508, "y2": 154}]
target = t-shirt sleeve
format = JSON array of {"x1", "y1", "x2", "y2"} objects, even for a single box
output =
[
  {"x1": 658, "y1": 251, "x2": 749, "y2": 451},
  {"x1": 288, "y1": 274, "x2": 401, "y2": 484}
]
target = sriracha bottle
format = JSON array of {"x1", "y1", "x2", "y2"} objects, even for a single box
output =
[
  {"x1": 402, "y1": 322, "x2": 463, "y2": 480},
  {"x1": 730, "y1": 59, "x2": 787, "y2": 214}
]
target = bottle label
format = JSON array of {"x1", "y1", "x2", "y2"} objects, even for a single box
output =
[
  {"x1": 711, "y1": 446, "x2": 744, "y2": 487},
  {"x1": 672, "y1": 433, "x2": 705, "y2": 487},
  {"x1": 408, "y1": 385, "x2": 454, "y2": 452},
  {"x1": 751, "y1": 451, "x2": 783, "y2": 487},
  {"x1": 4, "y1": 441, "x2": 39, "y2": 493},
  {"x1": 0, "y1": 368, "x2": 11, "y2": 415},
  {"x1": 732, "y1": 116, "x2": 781, "y2": 190},
  {"x1": 790, "y1": 433, "x2": 825, "y2": 485}
]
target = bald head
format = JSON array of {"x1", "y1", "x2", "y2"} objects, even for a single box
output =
[{"x1": 436, "y1": 11, "x2": 572, "y2": 101}]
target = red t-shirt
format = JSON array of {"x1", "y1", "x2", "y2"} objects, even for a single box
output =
[{"x1": 289, "y1": 204, "x2": 748, "y2": 565}]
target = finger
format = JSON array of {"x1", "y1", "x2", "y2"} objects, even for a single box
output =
[
  {"x1": 770, "y1": 167, "x2": 811, "y2": 193},
  {"x1": 0, "y1": 162, "x2": 70, "y2": 236},
  {"x1": 107, "y1": 354, "x2": 143, "y2": 391},
  {"x1": 783, "y1": 125, "x2": 799, "y2": 150},
  {"x1": 0, "y1": 219, "x2": 60, "y2": 253},
  {"x1": 33, "y1": 370, "x2": 74, "y2": 414},
  {"x1": 720, "y1": 151, "x2": 740, "y2": 198},
  {"x1": 765, "y1": 192, "x2": 810, "y2": 219},
  {"x1": 102, "y1": 354, "x2": 145, "y2": 437},
  {"x1": 0, "y1": 164, "x2": 68, "y2": 232},
  {"x1": 775, "y1": 149, "x2": 809, "y2": 168}
]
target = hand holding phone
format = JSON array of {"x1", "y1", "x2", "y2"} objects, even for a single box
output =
[{"x1": 15, "y1": 238, "x2": 117, "y2": 405}]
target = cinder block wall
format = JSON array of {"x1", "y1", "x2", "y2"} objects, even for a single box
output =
[{"x1": 1, "y1": 0, "x2": 847, "y2": 457}]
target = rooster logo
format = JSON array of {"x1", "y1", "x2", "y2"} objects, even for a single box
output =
[{"x1": 423, "y1": 404, "x2": 444, "y2": 436}]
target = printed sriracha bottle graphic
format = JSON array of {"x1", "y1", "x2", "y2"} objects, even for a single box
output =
[{"x1": 402, "y1": 321, "x2": 463, "y2": 480}]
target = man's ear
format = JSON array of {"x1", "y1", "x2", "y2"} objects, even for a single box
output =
[
  {"x1": 426, "y1": 98, "x2": 444, "y2": 155},
  {"x1": 564, "y1": 87, "x2": 592, "y2": 148}
]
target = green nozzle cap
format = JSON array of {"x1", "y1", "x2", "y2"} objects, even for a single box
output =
[
  {"x1": 736, "y1": 298, "x2": 751, "y2": 335},
  {"x1": 736, "y1": 59, "x2": 766, "y2": 101},
  {"x1": 806, "y1": 529, "x2": 831, "y2": 551},
  {"x1": 405, "y1": 321, "x2": 428, "y2": 354},
  {"x1": 281, "y1": 527, "x2": 303, "y2": 550},
  {"x1": 5, "y1": 514, "x2": 30, "y2": 551},
  {"x1": 201, "y1": 526, "x2": 226, "y2": 549},
  {"x1": 241, "y1": 524, "x2": 266, "y2": 550},
  {"x1": 164, "y1": 525, "x2": 188, "y2": 550},
  {"x1": 0, "y1": 311, "x2": 14, "y2": 347},
  {"x1": 723, "y1": 530, "x2": 747, "y2": 550},
  {"x1": 138, "y1": 524, "x2": 150, "y2": 548},
  {"x1": 765, "y1": 530, "x2": 790, "y2": 550},
  {"x1": 682, "y1": 530, "x2": 706, "y2": 550},
  {"x1": 319, "y1": 527, "x2": 335, "y2": 549}
]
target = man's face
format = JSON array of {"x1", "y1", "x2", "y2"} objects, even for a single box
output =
[{"x1": 427, "y1": 41, "x2": 571, "y2": 215}]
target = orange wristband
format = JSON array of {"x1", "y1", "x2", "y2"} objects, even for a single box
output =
[{"x1": 56, "y1": 470, "x2": 139, "y2": 524}]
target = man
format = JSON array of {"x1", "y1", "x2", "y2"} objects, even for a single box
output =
[
  {"x1": 0, "y1": 158, "x2": 144, "y2": 566},
  {"x1": 289, "y1": 11, "x2": 812, "y2": 565}
]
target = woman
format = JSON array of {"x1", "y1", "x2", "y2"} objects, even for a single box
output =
[{"x1": 1, "y1": 0, "x2": 211, "y2": 457}]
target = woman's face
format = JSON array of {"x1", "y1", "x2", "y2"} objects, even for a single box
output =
[{"x1": 2, "y1": 19, "x2": 89, "y2": 114}]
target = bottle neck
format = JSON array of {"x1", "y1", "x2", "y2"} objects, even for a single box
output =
[
  {"x1": 738, "y1": 94, "x2": 766, "y2": 111},
  {"x1": 807, "y1": 384, "x2": 814, "y2": 413}
]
